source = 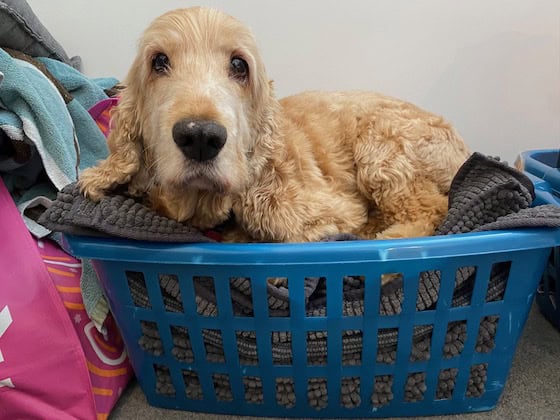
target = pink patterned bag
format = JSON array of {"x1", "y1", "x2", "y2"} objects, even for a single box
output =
[
  {"x1": 36, "y1": 238, "x2": 133, "y2": 420},
  {"x1": 0, "y1": 178, "x2": 131, "y2": 419}
]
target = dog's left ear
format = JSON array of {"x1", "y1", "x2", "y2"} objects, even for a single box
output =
[
  {"x1": 247, "y1": 55, "x2": 279, "y2": 140},
  {"x1": 250, "y1": 60, "x2": 274, "y2": 104}
]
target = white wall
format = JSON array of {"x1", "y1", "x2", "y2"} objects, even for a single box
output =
[{"x1": 28, "y1": 0, "x2": 559, "y2": 163}]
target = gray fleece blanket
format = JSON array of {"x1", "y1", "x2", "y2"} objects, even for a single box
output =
[
  {"x1": 39, "y1": 153, "x2": 560, "y2": 407},
  {"x1": 38, "y1": 183, "x2": 212, "y2": 242},
  {"x1": 39, "y1": 152, "x2": 560, "y2": 243}
]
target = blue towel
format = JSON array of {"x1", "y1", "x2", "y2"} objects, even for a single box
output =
[
  {"x1": 0, "y1": 48, "x2": 117, "y2": 233},
  {"x1": 37, "y1": 57, "x2": 116, "y2": 171},
  {"x1": 0, "y1": 51, "x2": 77, "y2": 191},
  {"x1": 0, "y1": 48, "x2": 116, "y2": 196}
]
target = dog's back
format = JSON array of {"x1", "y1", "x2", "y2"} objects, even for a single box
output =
[{"x1": 274, "y1": 91, "x2": 470, "y2": 239}]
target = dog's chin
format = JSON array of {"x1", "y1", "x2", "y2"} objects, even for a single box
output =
[
  {"x1": 188, "y1": 176, "x2": 229, "y2": 192},
  {"x1": 164, "y1": 157, "x2": 247, "y2": 195},
  {"x1": 168, "y1": 171, "x2": 234, "y2": 194}
]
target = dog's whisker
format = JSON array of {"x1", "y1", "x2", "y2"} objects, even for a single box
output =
[{"x1": 145, "y1": 156, "x2": 166, "y2": 172}]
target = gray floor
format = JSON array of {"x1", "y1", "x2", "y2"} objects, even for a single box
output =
[{"x1": 110, "y1": 304, "x2": 560, "y2": 420}]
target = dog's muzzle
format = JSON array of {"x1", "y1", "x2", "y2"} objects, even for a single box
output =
[{"x1": 172, "y1": 118, "x2": 227, "y2": 162}]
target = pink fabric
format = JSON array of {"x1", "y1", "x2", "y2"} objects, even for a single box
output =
[
  {"x1": 89, "y1": 97, "x2": 119, "y2": 138},
  {"x1": 0, "y1": 177, "x2": 132, "y2": 419},
  {"x1": 36, "y1": 238, "x2": 133, "y2": 420},
  {"x1": 0, "y1": 179, "x2": 97, "y2": 419}
]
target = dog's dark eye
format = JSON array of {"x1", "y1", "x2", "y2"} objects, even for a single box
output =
[
  {"x1": 152, "y1": 53, "x2": 170, "y2": 74},
  {"x1": 230, "y1": 56, "x2": 249, "y2": 82}
]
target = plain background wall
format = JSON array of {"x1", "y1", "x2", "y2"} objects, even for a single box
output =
[{"x1": 27, "y1": 0, "x2": 559, "y2": 163}]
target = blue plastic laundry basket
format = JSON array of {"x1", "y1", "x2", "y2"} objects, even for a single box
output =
[
  {"x1": 62, "y1": 207, "x2": 560, "y2": 418},
  {"x1": 517, "y1": 149, "x2": 560, "y2": 330}
]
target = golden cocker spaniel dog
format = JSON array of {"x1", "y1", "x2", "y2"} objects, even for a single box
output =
[{"x1": 79, "y1": 7, "x2": 470, "y2": 243}]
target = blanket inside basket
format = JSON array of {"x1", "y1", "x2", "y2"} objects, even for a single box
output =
[
  {"x1": 123, "y1": 153, "x2": 560, "y2": 406},
  {"x1": 39, "y1": 152, "x2": 560, "y2": 241},
  {"x1": 38, "y1": 182, "x2": 213, "y2": 243}
]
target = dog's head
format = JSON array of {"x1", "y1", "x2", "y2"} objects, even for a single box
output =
[{"x1": 108, "y1": 7, "x2": 277, "y2": 221}]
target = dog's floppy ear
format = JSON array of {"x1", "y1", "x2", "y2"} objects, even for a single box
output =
[
  {"x1": 246, "y1": 50, "x2": 279, "y2": 153},
  {"x1": 249, "y1": 55, "x2": 275, "y2": 112},
  {"x1": 79, "y1": 69, "x2": 144, "y2": 200}
]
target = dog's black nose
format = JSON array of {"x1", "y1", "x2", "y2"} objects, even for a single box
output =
[{"x1": 172, "y1": 119, "x2": 227, "y2": 162}]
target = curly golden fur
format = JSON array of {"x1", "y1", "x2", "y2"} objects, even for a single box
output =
[{"x1": 79, "y1": 7, "x2": 470, "y2": 243}]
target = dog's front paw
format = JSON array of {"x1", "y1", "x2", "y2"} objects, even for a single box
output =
[{"x1": 78, "y1": 167, "x2": 109, "y2": 201}]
